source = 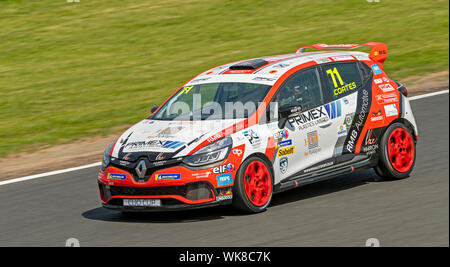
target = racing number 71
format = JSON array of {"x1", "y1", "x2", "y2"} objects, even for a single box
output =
[{"x1": 326, "y1": 67, "x2": 344, "y2": 88}]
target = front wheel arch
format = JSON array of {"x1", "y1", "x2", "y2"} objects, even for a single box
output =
[{"x1": 231, "y1": 153, "x2": 275, "y2": 213}]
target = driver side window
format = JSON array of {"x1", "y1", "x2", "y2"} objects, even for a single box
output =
[{"x1": 267, "y1": 67, "x2": 324, "y2": 122}]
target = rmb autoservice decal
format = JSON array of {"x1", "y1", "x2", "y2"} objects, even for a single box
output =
[{"x1": 343, "y1": 87, "x2": 372, "y2": 154}]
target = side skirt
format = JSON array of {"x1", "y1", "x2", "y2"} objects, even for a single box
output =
[{"x1": 273, "y1": 155, "x2": 377, "y2": 194}]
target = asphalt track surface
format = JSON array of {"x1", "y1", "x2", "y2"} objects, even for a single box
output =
[{"x1": 0, "y1": 94, "x2": 448, "y2": 247}]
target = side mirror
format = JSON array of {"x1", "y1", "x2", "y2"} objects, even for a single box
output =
[
  {"x1": 150, "y1": 105, "x2": 159, "y2": 114},
  {"x1": 278, "y1": 105, "x2": 302, "y2": 129}
]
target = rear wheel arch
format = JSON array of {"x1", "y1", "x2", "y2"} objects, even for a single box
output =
[
  {"x1": 374, "y1": 121, "x2": 416, "y2": 179},
  {"x1": 388, "y1": 118, "x2": 418, "y2": 142}
]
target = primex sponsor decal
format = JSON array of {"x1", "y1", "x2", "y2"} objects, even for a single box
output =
[
  {"x1": 124, "y1": 140, "x2": 185, "y2": 151},
  {"x1": 345, "y1": 88, "x2": 371, "y2": 153},
  {"x1": 288, "y1": 106, "x2": 329, "y2": 130}
]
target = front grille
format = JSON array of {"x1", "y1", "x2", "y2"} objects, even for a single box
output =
[
  {"x1": 110, "y1": 161, "x2": 181, "y2": 183},
  {"x1": 110, "y1": 185, "x2": 187, "y2": 197}
]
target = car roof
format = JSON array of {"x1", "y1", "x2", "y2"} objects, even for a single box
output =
[{"x1": 185, "y1": 50, "x2": 371, "y2": 87}]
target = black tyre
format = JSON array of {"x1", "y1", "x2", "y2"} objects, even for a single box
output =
[
  {"x1": 375, "y1": 122, "x2": 416, "y2": 180},
  {"x1": 232, "y1": 156, "x2": 273, "y2": 213}
]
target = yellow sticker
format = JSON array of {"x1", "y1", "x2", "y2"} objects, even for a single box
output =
[
  {"x1": 277, "y1": 146, "x2": 295, "y2": 157},
  {"x1": 178, "y1": 86, "x2": 194, "y2": 95},
  {"x1": 333, "y1": 82, "x2": 357, "y2": 96}
]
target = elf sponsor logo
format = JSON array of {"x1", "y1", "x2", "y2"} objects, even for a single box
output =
[
  {"x1": 324, "y1": 100, "x2": 342, "y2": 119},
  {"x1": 378, "y1": 83, "x2": 395, "y2": 92},
  {"x1": 288, "y1": 106, "x2": 329, "y2": 130},
  {"x1": 279, "y1": 157, "x2": 288, "y2": 174},
  {"x1": 277, "y1": 146, "x2": 295, "y2": 157},
  {"x1": 155, "y1": 173, "x2": 181, "y2": 180},
  {"x1": 346, "y1": 89, "x2": 369, "y2": 152},
  {"x1": 212, "y1": 163, "x2": 235, "y2": 174},
  {"x1": 107, "y1": 173, "x2": 126, "y2": 180},
  {"x1": 273, "y1": 129, "x2": 289, "y2": 140}
]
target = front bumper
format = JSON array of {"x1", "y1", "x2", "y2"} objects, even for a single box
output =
[
  {"x1": 98, "y1": 162, "x2": 236, "y2": 211},
  {"x1": 102, "y1": 198, "x2": 232, "y2": 212}
]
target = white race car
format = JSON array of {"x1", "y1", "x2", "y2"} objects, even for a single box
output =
[{"x1": 98, "y1": 42, "x2": 418, "y2": 213}]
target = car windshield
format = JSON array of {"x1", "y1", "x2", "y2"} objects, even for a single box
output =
[{"x1": 151, "y1": 82, "x2": 271, "y2": 121}]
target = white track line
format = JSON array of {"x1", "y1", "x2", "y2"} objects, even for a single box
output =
[
  {"x1": 0, "y1": 162, "x2": 101, "y2": 186},
  {"x1": 1, "y1": 89, "x2": 448, "y2": 186},
  {"x1": 408, "y1": 89, "x2": 448, "y2": 101}
]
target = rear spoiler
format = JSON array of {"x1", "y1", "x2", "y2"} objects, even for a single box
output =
[{"x1": 295, "y1": 42, "x2": 388, "y2": 64}]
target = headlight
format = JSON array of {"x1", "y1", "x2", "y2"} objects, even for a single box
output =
[
  {"x1": 101, "y1": 143, "x2": 114, "y2": 170},
  {"x1": 183, "y1": 136, "x2": 232, "y2": 167}
]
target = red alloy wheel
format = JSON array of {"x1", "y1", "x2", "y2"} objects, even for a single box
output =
[
  {"x1": 387, "y1": 128, "x2": 415, "y2": 173},
  {"x1": 243, "y1": 161, "x2": 272, "y2": 206}
]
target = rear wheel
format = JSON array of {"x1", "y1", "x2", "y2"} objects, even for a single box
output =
[
  {"x1": 375, "y1": 123, "x2": 416, "y2": 180},
  {"x1": 232, "y1": 156, "x2": 273, "y2": 213}
]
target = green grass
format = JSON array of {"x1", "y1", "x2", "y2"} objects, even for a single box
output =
[{"x1": 0, "y1": 0, "x2": 448, "y2": 156}]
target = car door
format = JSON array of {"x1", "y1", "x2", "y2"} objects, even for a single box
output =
[
  {"x1": 319, "y1": 61, "x2": 368, "y2": 163},
  {"x1": 266, "y1": 66, "x2": 336, "y2": 181}
]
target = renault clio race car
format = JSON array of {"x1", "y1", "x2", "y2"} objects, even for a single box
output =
[{"x1": 98, "y1": 42, "x2": 418, "y2": 213}]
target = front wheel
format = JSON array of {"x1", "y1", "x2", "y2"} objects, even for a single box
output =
[
  {"x1": 375, "y1": 123, "x2": 416, "y2": 180},
  {"x1": 232, "y1": 156, "x2": 273, "y2": 213}
]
